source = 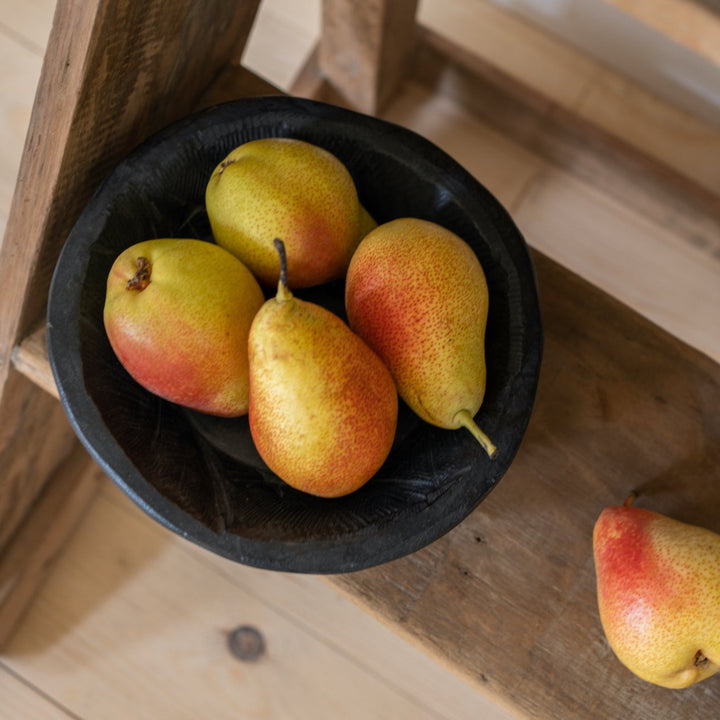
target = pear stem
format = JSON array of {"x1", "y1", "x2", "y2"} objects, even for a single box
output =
[
  {"x1": 624, "y1": 491, "x2": 638, "y2": 507},
  {"x1": 454, "y1": 409, "x2": 498, "y2": 459},
  {"x1": 273, "y1": 238, "x2": 293, "y2": 303}
]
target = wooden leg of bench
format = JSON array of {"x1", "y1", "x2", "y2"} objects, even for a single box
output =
[{"x1": 318, "y1": 0, "x2": 419, "y2": 115}]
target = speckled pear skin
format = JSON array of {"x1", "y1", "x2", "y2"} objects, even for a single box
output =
[
  {"x1": 593, "y1": 504, "x2": 720, "y2": 689},
  {"x1": 345, "y1": 218, "x2": 495, "y2": 455},
  {"x1": 205, "y1": 137, "x2": 364, "y2": 289},
  {"x1": 248, "y1": 252, "x2": 398, "y2": 498},
  {"x1": 103, "y1": 238, "x2": 265, "y2": 417}
]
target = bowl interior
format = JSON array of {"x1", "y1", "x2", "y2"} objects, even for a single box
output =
[{"x1": 47, "y1": 96, "x2": 542, "y2": 573}]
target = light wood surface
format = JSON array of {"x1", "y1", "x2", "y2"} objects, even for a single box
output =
[
  {"x1": 1, "y1": 0, "x2": 719, "y2": 718},
  {"x1": 600, "y1": 0, "x2": 720, "y2": 65},
  {"x1": 5, "y1": 479, "x2": 508, "y2": 720},
  {"x1": 461, "y1": 0, "x2": 720, "y2": 127}
]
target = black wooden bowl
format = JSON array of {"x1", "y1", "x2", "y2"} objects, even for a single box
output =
[{"x1": 47, "y1": 96, "x2": 542, "y2": 573}]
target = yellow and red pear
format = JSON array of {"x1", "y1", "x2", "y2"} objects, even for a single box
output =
[
  {"x1": 205, "y1": 137, "x2": 367, "y2": 289},
  {"x1": 103, "y1": 238, "x2": 264, "y2": 417},
  {"x1": 248, "y1": 240, "x2": 398, "y2": 498},
  {"x1": 345, "y1": 217, "x2": 496, "y2": 458},
  {"x1": 593, "y1": 499, "x2": 720, "y2": 688}
]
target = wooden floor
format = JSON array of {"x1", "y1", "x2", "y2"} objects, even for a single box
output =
[{"x1": 1, "y1": 1, "x2": 719, "y2": 718}]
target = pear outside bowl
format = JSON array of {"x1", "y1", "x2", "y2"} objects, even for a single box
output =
[{"x1": 47, "y1": 96, "x2": 542, "y2": 574}]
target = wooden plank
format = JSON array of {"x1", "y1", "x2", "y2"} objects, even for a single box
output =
[
  {"x1": 574, "y1": 66, "x2": 720, "y2": 197},
  {"x1": 303, "y1": 25, "x2": 720, "y2": 255},
  {"x1": 328, "y1": 249, "x2": 720, "y2": 719},
  {"x1": 380, "y1": 82, "x2": 544, "y2": 212},
  {"x1": 513, "y1": 169, "x2": 720, "y2": 363},
  {"x1": 416, "y1": 0, "x2": 720, "y2": 195},
  {"x1": 11, "y1": 323, "x2": 57, "y2": 400},
  {"x1": 417, "y1": 0, "x2": 597, "y2": 113},
  {"x1": 600, "y1": 0, "x2": 720, "y2": 65},
  {"x1": 318, "y1": 0, "x2": 419, "y2": 114},
  {"x1": 414, "y1": 27, "x2": 720, "y2": 217},
  {"x1": 0, "y1": 665, "x2": 73, "y2": 720},
  {"x1": 0, "y1": 444, "x2": 103, "y2": 648}
]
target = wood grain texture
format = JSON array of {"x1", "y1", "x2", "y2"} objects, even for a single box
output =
[
  {"x1": 329, "y1": 250, "x2": 720, "y2": 719},
  {"x1": 0, "y1": 444, "x2": 103, "y2": 647},
  {"x1": 599, "y1": 0, "x2": 720, "y2": 65},
  {"x1": 417, "y1": 0, "x2": 597, "y2": 112},
  {"x1": 0, "y1": 664, "x2": 72, "y2": 720},
  {"x1": 0, "y1": 17, "x2": 44, "y2": 223},
  {"x1": 318, "y1": 0, "x2": 419, "y2": 114},
  {"x1": 514, "y1": 170, "x2": 720, "y2": 363}
]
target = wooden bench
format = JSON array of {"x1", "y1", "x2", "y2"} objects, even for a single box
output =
[{"x1": 1, "y1": 1, "x2": 718, "y2": 718}]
